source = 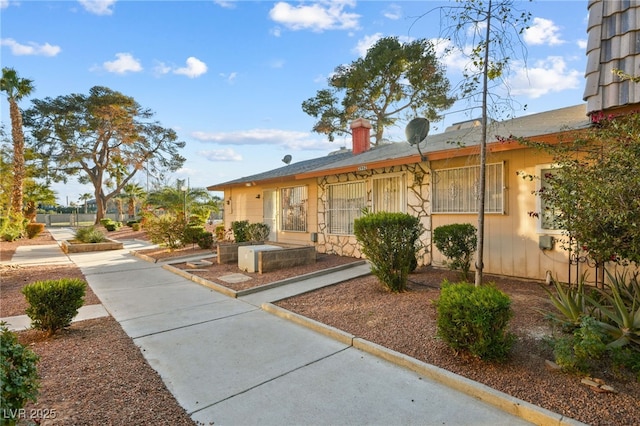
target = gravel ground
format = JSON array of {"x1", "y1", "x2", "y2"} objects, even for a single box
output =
[{"x1": 2, "y1": 227, "x2": 639, "y2": 425}]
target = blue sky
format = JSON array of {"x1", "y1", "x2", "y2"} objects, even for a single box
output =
[{"x1": 1, "y1": 0, "x2": 589, "y2": 205}]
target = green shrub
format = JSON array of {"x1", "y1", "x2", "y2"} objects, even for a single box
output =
[
  {"x1": 354, "y1": 212, "x2": 422, "y2": 293},
  {"x1": 144, "y1": 214, "x2": 186, "y2": 250},
  {"x1": 197, "y1": 231, "x2": 214, "y2": 249},
  {"x1": 551, "y1": 316, "x2": 608, "y2": 373},
  {"x1": 74, "y1": 226, "x2": 107, "y2": 243},
  {"x1": 22, "y1": 279, "x2": 87, "y2": 336},
  {"x1": 183, "y1": 224, "x2": 206, "y2": 245},
  {"x1": 215, "y1": 224, "x2": 225, "y2": 241},
  {"x1": 25, "y1": 223, "x2": 45, "y2": 239},
  {"x1": 231, "y1": 220, "x2": 249, "y2": 243},
  {"x1": 246, "y1": 222, "x2": 270, "y2": 242},
  {"x1": 433, "y1": 223, "x2": 477, "y2": 280},
  {"x1": 99, "y1": 218, "x2": 112, "y2": 227},
  {"x1": 126, "y1": 220, "x2": 139, "y2": 227},
  {"x1": 131, "y1": 222, "x2": 141, "y2": 231},
  {"x1": 434, "y1": 280, "x2": 515, "y2": 360},
  {"x1": 104, "y1": 221, "x2": 122, "y2": 232},
  {"x1": 0, "y1": 219, "x2": 23, "y2": 242},
  {"x1": 1, "y1": 323, "x2": 40, "y2": 425}
]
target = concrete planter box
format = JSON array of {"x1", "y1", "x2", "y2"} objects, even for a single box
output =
[{"x1": 61, "y1": 239, "x2": 123, "y2": 254}]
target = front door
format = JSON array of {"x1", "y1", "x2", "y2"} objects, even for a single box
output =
[{"x1": 262, "y1": 189, "x2": 277, "y2": 242}]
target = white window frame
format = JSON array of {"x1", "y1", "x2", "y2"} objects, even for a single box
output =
[
  {"x1": 535, "y1": 164, "x2": 564, "y2": 234},
  {"x1": 280, "y1": 185, "x2": 307, "y2": 232},
  {"x1": 327, "y1": 181, "x2": 366, "y2": 235},
  {"x1": 372, "y1": 173, "x2": 406, "y2": 213},
  {"x1": 432, "y1": 162, "x2": 504, "y2": 214}
]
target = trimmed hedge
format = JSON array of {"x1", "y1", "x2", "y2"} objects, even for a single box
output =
[
  {"x1": 22, "y1": 279, "x2": 87, "y2": 336},
  {"x1": 354, "y1": 212, "x2": 422, "y2": 293},
  {"x1": 434, "y1": 280, "x2": 515, "y2": 360}
]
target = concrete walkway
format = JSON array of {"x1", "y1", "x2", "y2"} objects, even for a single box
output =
[{"x1": 1, "y1": 228, "x2": 584, "y2": 426}]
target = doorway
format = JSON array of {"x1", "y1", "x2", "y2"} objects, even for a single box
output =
[{"x1": 262, "y1": 189, "x2": 277, "y2": 242}]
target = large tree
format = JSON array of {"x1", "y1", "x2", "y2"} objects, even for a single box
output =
[
  {"x1": 1, "y1": 67, "x2": 35, "y2": 217},
  {"x1": 24, "y1": 86, "x2": 186, "y2": 224},
  {"x1": 302, "y1": 36, "x2": 455, "y2": 145}
]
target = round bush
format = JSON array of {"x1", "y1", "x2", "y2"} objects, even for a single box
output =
[
  {"x1": 1, "y1": 324, "x2": 40, "y2": 424},
  {"x1": 434, "y1": 280, "x2": 515, "y2": 360},
  {"x1": 197, "y1": 231, "x2": 214, "y2": 249},
  {"x1": 22, "y1": 279, "x2": 87, "y2": 336}
]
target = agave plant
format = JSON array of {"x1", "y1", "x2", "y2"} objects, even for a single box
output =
[
  {"x1": 585, "y1": 269, "x2": 640, "y2": 350},
  {"x1": 540, "y1": 275, "x2": 588, "y2": 329}
]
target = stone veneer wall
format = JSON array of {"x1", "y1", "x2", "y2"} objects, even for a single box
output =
[{"x1": 316, "y1": 163, "x2": 432, "y2": 266}]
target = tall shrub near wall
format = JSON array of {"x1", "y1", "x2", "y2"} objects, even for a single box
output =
[{"x1": 354, "y1": 212, "x2": 422, "y2": 292}]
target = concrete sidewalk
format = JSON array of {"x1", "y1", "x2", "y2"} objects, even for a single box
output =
[{"x1": 4, "y1": 228, "x2": 584, "y2": 425}]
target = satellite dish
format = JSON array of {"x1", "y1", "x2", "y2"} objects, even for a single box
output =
[
  {"x1": 282, "y1": 154, "x2": 292, "y2": 165},
  {"x1": 405, "y1": 118, "x2": 430, "y2": 161},
  {"x1": 405, "y1": 118, "x2": 430, "y2": 145}
]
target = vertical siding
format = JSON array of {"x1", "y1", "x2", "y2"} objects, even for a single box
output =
[{"x1": 430, "y1": 149, "x2": 573, "y2": 283}]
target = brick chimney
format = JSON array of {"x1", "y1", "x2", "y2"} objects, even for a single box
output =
[{"x1": 350, "y1": 118, "x2": 371, "y2": 155}]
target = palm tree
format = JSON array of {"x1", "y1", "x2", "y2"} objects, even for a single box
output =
[
  {"x1": 79, "y1": 193, "x2": 92, "y2": 214},
  {"x1": 120, "y1": 183, "x2": 146, "y2": 218},
  {"x1": 146, "y1": 181, "x2": 218, "y2": 222},
  {"x1": 1, "y1": 68, "x2": 35, "y2": 217}
]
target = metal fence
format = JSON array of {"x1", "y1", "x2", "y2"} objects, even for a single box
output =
[{"x1": 36, "y1": 213, "x2": 124, "y2": 227}]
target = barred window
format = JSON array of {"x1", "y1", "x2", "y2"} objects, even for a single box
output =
[
  {"x1": 372, "y1": 174, "x2": 405, "y2": 213},
  {"x1": 281, "y1": 186, "x2": 307, "y2": 232},
  {"x1": 432, "y1": 163, "x2": 504, "y2": 213},
  {"x1": 327, "y1": 181, "x2": 366, "y2": 234}
]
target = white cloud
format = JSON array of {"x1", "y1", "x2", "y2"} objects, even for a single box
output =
[
  {"x1": 103, "y1": 53, "x2": 142, "y2": 74},
  {"x1": 508, "y1": 56, "x2": 581, "y2": 98},
  {"x1": 353, "y1": 33, "x2": 382, "y2": 57},
  {"x1": 174, "y1": 57, "x2": 208, "y2": 78},
  {"x1": 1, "y1": 0, "x2": 10, "y2": 9},
  {"x1": 198, "y1": 149, "x2": 243, "y2": 162},
  {"x1": 269, "y1": 0, "x2": 360, "y2": 32},
  {"x1": 213, "y1": 0, "x2": 236, "y2": 9},
  {"x1": 219, "y1": 72, "x2": 238, "y2": 83},
  {"x1": 382, "y1": 4, "x2": 402, "y2": 20},
  {"x1": 577, "y1": 38, "x2": 587, "y2": 50},
  {"x1": 153, "y1": 61, "x2": 172, "y2": 76},
  {"x1": 78, "y1": 0, "x2": 116, "y2": 16},
  {"x1": 524, "y1": 17, "x2": 565, "y2": 46},
  {"x1": 191, "y1": 128, "x2": 333, "y2": 151},
  {"x1": 0, "y1": 38, "x2": 61, "y2": 56}
]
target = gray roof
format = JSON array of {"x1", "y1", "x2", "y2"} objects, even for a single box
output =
[
  {"x1": 208, "y1": 104, "x2": 590, "y2": 190},
  {"x1": 207, "y1": 149, "x2": 353, "y2": 190},
  {"x1": 297, "y1": 104, "x2": 590, "y2": 177}
]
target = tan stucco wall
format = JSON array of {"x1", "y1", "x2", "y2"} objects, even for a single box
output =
[{"x1": 220, "y1": 179, "x2": 318, "y2": 246}]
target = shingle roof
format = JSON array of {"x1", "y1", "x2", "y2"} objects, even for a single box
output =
[
  {"x1": 206, "y1": 149, "x2": 353, "y2": 190},
  {"x1": 207, "y1": 104, "x2": 591, "y2": 190}
]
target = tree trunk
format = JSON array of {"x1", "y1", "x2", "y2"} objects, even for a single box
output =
[
  {"x1": 9, "y1": 99, "x2": 25, "y2": 217},
  {"x1": 95, "y1": 193, "x2": 107, "y2": 225},
  {"x1": 474, "y1": 1, "x2": 492, "y2": 287}
]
